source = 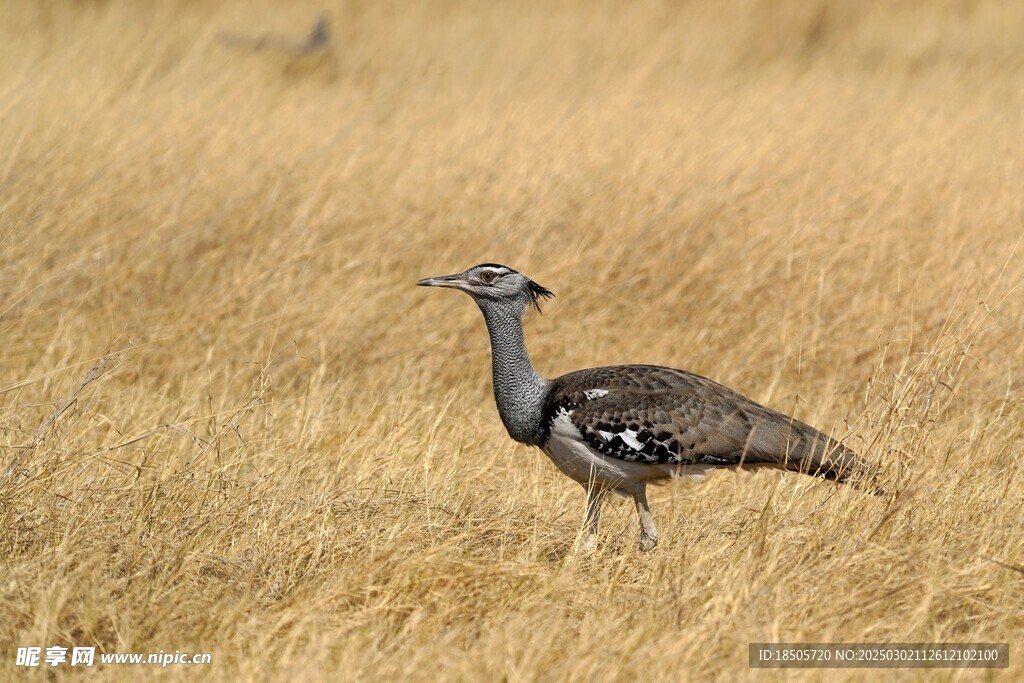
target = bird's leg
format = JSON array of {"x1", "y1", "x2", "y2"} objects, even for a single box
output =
[
  {"x1": 631, "y1": 484, "x2": 658, "y2": 552},
  {"x1": 578, "y1": 483, "x2": 607, "y2": 553}
]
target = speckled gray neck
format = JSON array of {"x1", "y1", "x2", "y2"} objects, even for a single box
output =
[{"x1": 478, "y1": 300, "x2": 550, "y2": 446}]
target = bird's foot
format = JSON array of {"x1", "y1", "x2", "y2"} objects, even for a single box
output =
[
  {"x1": 638, "y1": 535, "x2": 658, "y2": 552},
  {"x1": 577, "y1": 532, "x2": 599, "y2": 554}
]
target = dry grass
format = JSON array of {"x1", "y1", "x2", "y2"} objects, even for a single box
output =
[{"x1": 2, "y1": 1, "x2": 1023, "y2": 680}]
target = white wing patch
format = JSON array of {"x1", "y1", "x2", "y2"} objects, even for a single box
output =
[
  {"x1": 592, "y1": 424, "x2": 644, "y2": 452},
  {"x1": 619, "y1": 429, "x2": 643, "y2": 451},
  {"x1": 583, "y1": 389, "x2": 608, "y2": 400}
]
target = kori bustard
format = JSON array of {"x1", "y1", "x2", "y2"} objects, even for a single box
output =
[{"x1": 418, "y1": 264, "x2": 871, "y2": 552}]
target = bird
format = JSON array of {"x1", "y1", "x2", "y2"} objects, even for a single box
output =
[
  {"x1": 417, "y1": 263, "x2": 876, "y2": 552},
  {"x1": 218, "y1": 12, "x2": 331, "y2": 56}
]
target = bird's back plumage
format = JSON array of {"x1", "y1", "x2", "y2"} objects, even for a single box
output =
[{"x1": 542, "y1": 364, "x2": 865, "y2": 482}]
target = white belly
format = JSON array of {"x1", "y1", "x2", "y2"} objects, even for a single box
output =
[{"x1": 542, "y1": 411, "x2": 713, "y2": 491}]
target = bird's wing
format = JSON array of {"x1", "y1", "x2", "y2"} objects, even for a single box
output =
[{"x1": 545, "y1": 365, "x2": 853, "y2": 474}]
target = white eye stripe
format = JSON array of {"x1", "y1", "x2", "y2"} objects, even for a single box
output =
[{"x1": 478, "y1": 269, "x2": 507, "y2": 281}]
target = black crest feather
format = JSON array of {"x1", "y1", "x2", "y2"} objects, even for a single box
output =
[{"x1": 526, "y1": 279, "x2": 555, "y2": 313}]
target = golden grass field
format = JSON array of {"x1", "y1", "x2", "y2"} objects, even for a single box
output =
[{"x1": 2, "y1": 0, "x2": 1023, "y2": 680}]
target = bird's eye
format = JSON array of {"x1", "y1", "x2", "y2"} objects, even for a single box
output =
[{"x1": 479, "y1": 271, "x2": 496, "y2": 283}]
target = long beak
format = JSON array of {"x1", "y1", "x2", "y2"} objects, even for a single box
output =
[{"x1": 416, "y1": 273, "x2": 468, "y2": 290}]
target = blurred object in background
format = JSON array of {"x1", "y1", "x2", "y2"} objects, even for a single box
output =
[
  {"x1": 218, "y1": 11, "x2": 331, "y2": 56},
  {"x1": 217, "y1": 11, "x2": 335, "y2": 79}
]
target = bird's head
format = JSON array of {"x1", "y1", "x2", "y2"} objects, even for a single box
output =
[{"x1": 417, "y1": 263, "x2": 554, "y2": 315}]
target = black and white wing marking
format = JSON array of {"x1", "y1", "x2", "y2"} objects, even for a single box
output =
[{"x1": 542, "y1": 365, "x2": 860, "y2": 475}]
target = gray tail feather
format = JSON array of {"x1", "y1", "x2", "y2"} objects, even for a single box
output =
[{"x1": 784, "y1": 423, "x2": 885, "y2": 495}]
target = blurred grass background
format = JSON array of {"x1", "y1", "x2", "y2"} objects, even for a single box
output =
[{"x1": 1, "y1": 0, "x2": 1023, "y2": 680}]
